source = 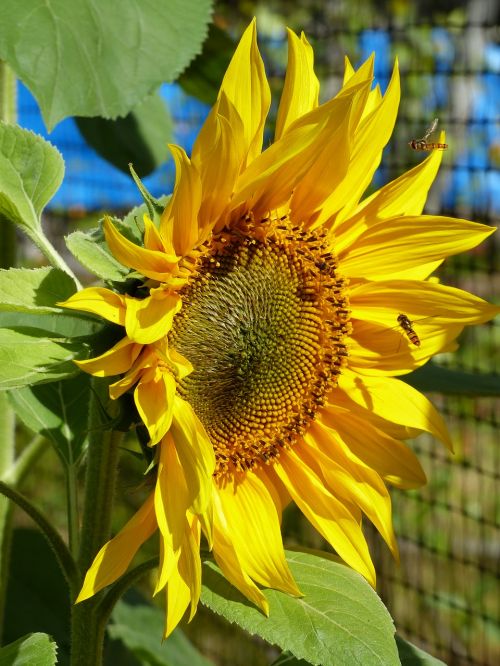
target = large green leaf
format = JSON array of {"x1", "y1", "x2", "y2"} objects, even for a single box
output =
[
  {"x1": 0, "y1": 633, "x2": 57, "y2": 666},
  {"x1": 396, "y1": 636, "x2": 447, "y2": 665},
  {"x1": 0, "y1": 0, "x2": 213, "y2": 130},
  {"x1": 271, "y1": 637, "x2": 447, "y2": 666},
  {"x1": 8, "y1": 374, "x2": 91, "y2": 465},
  {"x1": 201, "y1": 550, "x2": 399, "y2": 666},
  {"x1": 0, "y1": 267, "x2": 76, "y2": 313},
  {"x1": 0, "y1": 309, "x2": 104, "y2": 340},
  {"x1": 0, "y1": 328, "x2": 85, "y2": 390},
  {"x1": 109, "y1": 599, "x2": 215, "y2": 666},
  {"x1": 75, "y1": 93, "x2": 173, "y2": 177},
  {"x1": 403, "y1": 362, "x2": 500, "y2": 396},
  {"x1": 0, "y1": 123, "x2": 64, "y2": 232}
]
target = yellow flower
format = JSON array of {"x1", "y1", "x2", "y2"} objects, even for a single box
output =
[{"x1": 60, "y1": 21, "x2": 498, "y2": 637}]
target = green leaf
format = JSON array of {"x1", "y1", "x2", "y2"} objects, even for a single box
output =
[
  {"x1": 178, "y1": 23, "x2": 236, "y2": 105},
  {"x1": 0, "y1": 0, "x2": 213, "y2": 130},
  {"x1": 201, "y1": 550, "x2": 399, "y2": 666},
  {"x1": 0, "y1": 633, "x2": 57, "y2": 666},
  {"x1": 0, "y1": 123, "x2": 64, "y2": 231},
  {"x1": 65, "y1": 226, "x2": 131, "y2": 282},
  {"x1": 3, "y1": 529, "x2": 70, "y2": 664},
  {"x1": 271, "y1": 653, "x2": 311, "y2": 666},
  {"x1": 109, "y1": 599, "x2": 215, "y2": 666},
  {"x1": 0, "y1": 308, "x2": 105, "y2": 340},
  {"x1": 8, "y1": 374, "x2": 91, "y2": 465},
  {"x1": 0, "y1": 328, "x2": 85, "y2": 390},
  {"x1": 0, "y1": 267, "x2": 76, "y2": 313},
  {"x1": 396, "y1": 635, "x2": 447, "y2": 665},
  {"x1": 75, "y1": 93, "x2": 173, "y2": 177},
  {"x1": 402, "y1": 362, "x2": 500, "y2": 396}
]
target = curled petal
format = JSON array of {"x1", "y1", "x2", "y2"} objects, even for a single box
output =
[
  {"x1": 104, "y1": 217, "x2": 179, "y2": 282},
  {"x1": 160, "y1": 146, "x2": 202, "y2": 256},
  {"x1": 76, "y1": 337, "x2": 141, "y2": 377},
  {"x1": 58, "y1": 287, "x2": 125, "y2": 325},
  {"x1": 135, "y1": 368, "x2": 176, "y2": 446},
  {"x1": 125, "y1": 288, "x2": 181, "y2": 344}
]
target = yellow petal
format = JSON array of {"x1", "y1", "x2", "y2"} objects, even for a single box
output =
[
  {"x1": 319, "y1": 407, "x2": 427, "y2": 489},
  {"x1": 160, "y1": 145, "x2": 202, "y2": 256},
  {"x1": 171, "y1": 396, "x2": 215, "y2": 522},
  {"x1": 328, "y1": 387, "x2": 421, "y2": 441},
  {"x1": 231, "y1": 90, "x2": 357, "y2": 218},
  {"x1": 339, "y1": 216, "x2": 495, "y2": 280},
  {"x1": 338, "y1": 369, "x2": 453, "y2": 450},
  {"x1": 215, "y1": 470, "x2": 300, "y2": 595},
  {"x1": 104, "y1": 217, "x2": 179, "y2": 282},
  {"x1": 273, "y1": 447, "x2": 376, "y2": 586},
  {"x1": 342, "y1": 55, "x2": 355, "y2": 85},
  {"x1": 275, "y1": 30, "x2": 319, "y2": 140},
  {"x1": 164, "y1": 556, "x2": 190, "y2": 637},
  {"x1": 212, "y1": 491, "x2": 269, "y2": 614},
  {"x1": 319, "y1": 60, "x2": 400, "y2": 227},
  {"x1": 347, "y1": 318, "x2": 463, "y2": 376},
  {"x1": 58, "y1": 287, "x2": 125, "y2": 325},
  {"x1": 305, "y1": 424, "x2": 398, "y2": 558},
  {"x1": 196, "y1": 106, "x2": 244, "y2": 233},
  {"x1": 218, "y1": 19, "x2": 270, "y2": 166},
  {"x1": 143, "y1": 214, "x2": 171, "y2": 253},
  {"x1": 125, "y1": 288, "x2": 181, "y2": 344},
  {"x1": 154, "y1": 434, "x2": 190, "y2": 593},
  {"x1": 338, "y1": 53, "x2": 374, "y2": 96},
  {"x1": 347, "y1": 279, "x2": 499, "y2": 373},
  {"x1": 134, "y1": 368, "x2": 176, "y2": 446},
  {"x1": 290, "y1": 98, "x2": 352, "y2": 225},
  {"x1": 164, "y1": 515, "x2": 201, "y2": 638},
  {"x1": 77, "y1": 493, "x2": 156, "y2": 601},
  {"x1": 334, "y1": 148, "x2": 444, "y2": 256},
  {"x1": 350, "y1": 279, "x2": 500, "y2": 326},
  {"x1": 76, "y1": 337, "x2": 141, "y2": 377}
]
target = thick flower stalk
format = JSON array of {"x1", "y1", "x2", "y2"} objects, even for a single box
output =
[{"x1": 60, "y1": 21, "x2": 498, "y2": 637}]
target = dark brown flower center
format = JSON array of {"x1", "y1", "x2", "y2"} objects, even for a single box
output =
[{"x1": 169, "y1": 214, "x2": 350, "y2": 478}]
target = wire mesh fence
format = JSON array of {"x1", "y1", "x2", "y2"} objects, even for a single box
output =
[{"x1": 21, "y1": 1, "x2": 499, "y2": 664}]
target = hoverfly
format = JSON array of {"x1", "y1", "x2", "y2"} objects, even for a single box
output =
[
  {"x1": 396, "y1": 313, "x2": 421, "y2": 347},
  {"x1": 409, "y1": 118, "x2": 448, "y2": 151}
]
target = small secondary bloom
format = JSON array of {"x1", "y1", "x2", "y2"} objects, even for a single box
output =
[{"x1": 61, "y1": 20, "x2": 499, "y2": 637}]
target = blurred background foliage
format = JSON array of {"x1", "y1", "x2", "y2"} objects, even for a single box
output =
[{"x1": 7, "y1": 0, "x2": 499, "y2": 665}]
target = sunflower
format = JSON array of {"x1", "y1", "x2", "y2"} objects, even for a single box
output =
[{"x1": 60, "y1": 20, "x2": 498, "y2": 637}]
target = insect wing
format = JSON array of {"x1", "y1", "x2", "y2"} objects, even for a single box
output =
[{"x1": 422, "y1": 117, "x2": 439, "y2": 141}]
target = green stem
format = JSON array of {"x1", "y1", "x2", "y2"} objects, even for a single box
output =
[
  {"x1": 66, "y1": 464, "x2": 80, "y2": 559},
  {"x1": 0, "y1": 480, "x2": 78, "y2": 589},
  {"x1": 3, "y1": 434, "x2": 49, "y2": 486},
  {"x1": 70, "y1": 379, "x2": 122, "y2": 666},
  {"x1": 24, "y1": 227, "x2": 82, "y2": 290}
]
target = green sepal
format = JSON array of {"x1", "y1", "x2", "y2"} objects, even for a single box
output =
[{"x1": 129, "y1": 164, "x2": 166, "y2": 222}]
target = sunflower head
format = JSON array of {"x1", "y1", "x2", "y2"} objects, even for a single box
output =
[{"x1": 60, "y1": 19, "x2": 499, "y2": 638}]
